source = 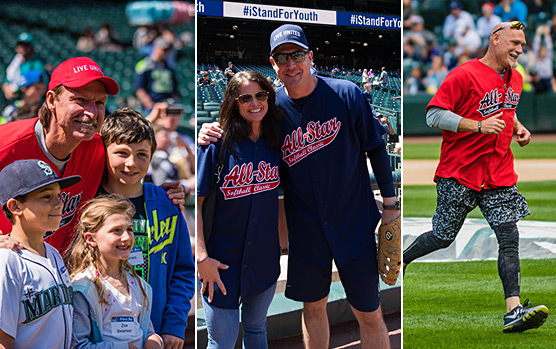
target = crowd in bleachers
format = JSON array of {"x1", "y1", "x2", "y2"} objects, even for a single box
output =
[
  {"x1": 404, "y1": 0, "x2": 556, "y2": 95},
  {"x1": 197, "y1": 63, "x2": 402, "y2": 113}
]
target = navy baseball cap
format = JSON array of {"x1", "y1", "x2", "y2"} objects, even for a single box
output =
[
  {"x1": 450, "y1": 1, "x2": 463, "y2": 10},
  {"x1": 269, "y1": 24, "x2": 309, "y2": 54},
  {"x1": 0, "y1": 160, "x2": 81, "y2": 208}
]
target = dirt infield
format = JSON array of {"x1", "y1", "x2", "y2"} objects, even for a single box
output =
[{"x1": 403, "y1": 136, "x2": 556, "y2": 185}]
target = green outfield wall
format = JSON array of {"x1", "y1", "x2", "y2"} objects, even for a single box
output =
[{"x1": 404, "y1": 92, "x2": 556, "y2": 136}]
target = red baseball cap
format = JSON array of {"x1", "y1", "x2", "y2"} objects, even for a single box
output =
[{"x1": 48, "y1": 57, "x2": 119, "y2": 95}]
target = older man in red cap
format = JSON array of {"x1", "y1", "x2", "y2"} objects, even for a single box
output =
[{"x1": 0, "y1": 57, "x2": 183, "y2": 254}]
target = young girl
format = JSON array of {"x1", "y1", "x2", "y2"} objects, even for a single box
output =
[{"x1": 66, "y1": 195, "x2": 163, "y2": 348}]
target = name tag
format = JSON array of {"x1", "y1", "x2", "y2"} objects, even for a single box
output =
[
  {"x1": 128, "y1": 247, "x2": 144, "y2": 266},
  {"x1": 111, "y1": 316, "x2": 136, "y2": 336}
]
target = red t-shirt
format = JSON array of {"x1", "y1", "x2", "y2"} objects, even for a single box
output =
[
  {"x1": 0, "y1": 118, "x2": 105, "y2": 254},
  {"x1": 428, "y1": 59, "x2": 523, "y2": 191}
]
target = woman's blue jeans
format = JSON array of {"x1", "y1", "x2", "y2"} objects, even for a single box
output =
[{"x1": 203, "y1": 283, "x2": 277, "y2": 348}]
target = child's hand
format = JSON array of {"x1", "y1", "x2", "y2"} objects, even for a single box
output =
[
  {"x1": 161, "y1": 334, "x2": 183, "y2": 349},
  {"x1": 0, "y1": 234, "x2": 23, "y2": 252},
  {"x1": 144, "y1": 334, "x2": 163, "y2": 349}
]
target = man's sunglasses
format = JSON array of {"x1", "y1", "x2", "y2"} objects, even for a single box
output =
[
  {"x1": 235, "y1": 90, "x2": 270, "y2": 104},
  {"x1": 491, "y1": 21, "x2": 525, "y2": 36},
  {"x1": 271, "y1": 50, "x2": 310, "y2": 64}
]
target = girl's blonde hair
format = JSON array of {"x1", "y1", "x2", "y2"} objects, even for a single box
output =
[{"x1": 66, "y1": 194, "x2": 148, "y2": 307}]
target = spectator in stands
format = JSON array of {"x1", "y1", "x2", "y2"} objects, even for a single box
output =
[
  {"x1": 380, "y1": 66, "x2": 389, "y2": 87},
  {"x1": 495, "y1": 0, "x2": 528, "y2": 25},
  {"x1": 424, "y1": 55, "x2": 449, "y2": 94},
  {"x1": 529, "y1": 24, "x2": 555, "y2": 93},
  {"x1": 147, "y1": 102, "x2": 195, "y2": 197},
  {"x1": 273, "y1": 77, "x2": 283, "y2": 87},
  {"x1": 148, "y1": 123, "x2": 182, "y2": 186},
  {"x1": 404, "y1": 64, "x2": 426, "y2": 95},
  {"x1": 477, "y1": 2, "x2": 502, "y2": 47},
  {"x1": 198, "y1": 72, "x2": 213, "y2": 86},
  {"x1": 404, "y1": 14, "x2": 438, "y2": 62},
  {"x1": 2, "y1": 32, "x2": 44, "y2": 101},
  {"x1": 378, "y1": 113, "x2": 397, "y2": 146},
  {"x1": 133, "y1": 26, "x2": 159, "y2": 56},
  {"x1": 161, "y1": 27, "x2": 180, "y2": 70},
  {"x1": 76, "y1": 28, "x2": 96, "y2": 53},
  {"x1": 454, "y1": 19, "x2": 482, "y2": 57},
  {"x1": 363, "y1": 82, "x2": 373, "y2": 105},
  {"x1": 443, "y1": 1, "x2": 476, "y2": 40},
  {"x1": 362, "y1": 68, "x2": 370, "y2": 86},
  {"x1": 443, "y1": 38, "x2": 459, "y2": 70},
  {"x1": 135, "y1": 37, "x2": 178, "y2": 112},
  {"x1": 224, "y1": 61, "x2": 235, "y2": 84},
  {"x1": 94, "y1": 22, "x2": 123, "y2": 52},
  {"x1": 372, "y1": 76, "x2": 381, "y2": 86},
  {"x1": 1, "y1": 70, "x2": 47, "y2": 124}
]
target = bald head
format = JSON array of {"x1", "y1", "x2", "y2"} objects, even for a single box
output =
[{"x1": 483, "y1": 21, "x2": 526, "y2": 71}]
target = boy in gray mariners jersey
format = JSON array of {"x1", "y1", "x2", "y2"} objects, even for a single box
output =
[{"x1": 0, "y1": 159, "x2": 80, "y2": 348}]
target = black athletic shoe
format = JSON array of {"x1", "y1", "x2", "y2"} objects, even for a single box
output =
[{"x1": 503, "y1": 299, "x2": 549, "y2": 333}]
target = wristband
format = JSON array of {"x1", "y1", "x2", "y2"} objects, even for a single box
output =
[
  {"x1": 383, "y1": 201, "x2": 400, "y2": 210},
  {"x1": 197, "y1": 255, "x2": 209, "y2": 264},
  {"x1": 478, "y1": 120, "x2": 482, "y2": 134}
]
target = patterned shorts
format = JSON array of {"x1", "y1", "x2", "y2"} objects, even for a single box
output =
[{"x1": 432, "y1": 177, "x2": 530, "y2": 241}]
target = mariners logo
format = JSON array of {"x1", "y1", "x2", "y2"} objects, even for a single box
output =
[
  {"x1": 220, "y1": 161, "x2": 280, "y2": 200},
  {"x1": 281, "y1": 117, "x2": 341, "y2": 167},
  {"x1": 37, "y1": 161, "x2": 53, "y2": 176},
  {"x1": 22, "y1": 284, "x2": 72, "y2": 323}
]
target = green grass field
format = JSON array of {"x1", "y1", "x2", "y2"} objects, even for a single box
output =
[
  {"x1": 403, "y1": 181, "x2": 556, "y2": 221},
  {"x1": 404, "y1": 141, "x2": 556, "y2": 160},
  {"x1": 403, "y1": 259, "x2": 556, "y2": 349}
]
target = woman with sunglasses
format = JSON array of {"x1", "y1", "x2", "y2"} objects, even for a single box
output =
[{"x1": 197, "y1": 70, "x2": 283, "y2": 348}]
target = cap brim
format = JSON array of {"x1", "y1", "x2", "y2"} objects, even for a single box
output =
[
  {"x1": 61, "y1": 76, "x2": 120, "y2": 95},
  {"x1": 56, "y1": 175, "x2": 82, "y2": 189},
  {"x1": 270, "y1": 41, "x2": 309, "y2": 54}
]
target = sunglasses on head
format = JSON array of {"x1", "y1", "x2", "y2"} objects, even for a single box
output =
[
  {"x1": 235, "y1": 90, "x2": 270, "y2": 104},
  {"x1": 491, "y1": 21, "x2": 525, "y2": 35},
  {"x1": 271, "y1": 50, "x2": 310, "y2": 64}
]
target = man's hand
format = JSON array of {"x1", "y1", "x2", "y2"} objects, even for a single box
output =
[
  {"x1": 161, "y1": 334, "x2": 184, "y2": 349},
  {"x1": 198, "y1": 122, "x2": 223, "y2": 146},
  {"x1": 0, "y1": 234, "x2": 23, "y2": 252},
  {"x1": 515, "y1": 122, "x2": 531, "y2": 147},
  {"x1": 198, "y1": 256, "x2": 229, "y2": 303},
  {"x1": 146, "y1": 102, "x2": 169, "y2": 123},
  {"x1": 161, "y1": 181, "x2": 187, "y2": 211},
  {"x1": 480, "y1": 112, "x2": 506, "y2": 134}
]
